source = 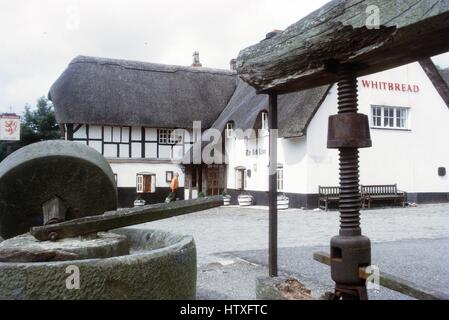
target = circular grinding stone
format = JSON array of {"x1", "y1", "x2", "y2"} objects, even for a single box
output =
[
  {"x1": 0, "y1": 140, "x2": 118, "y2": 239},
  {"x1": 0, "y1": 232, "x2": 130, "y2": 262}
]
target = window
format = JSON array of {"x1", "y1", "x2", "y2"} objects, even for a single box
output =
[
  {"x1": 158, "y1": 129, "x2": 183, "y2": 145},
  {"x1": 225, "y1": 122, "x2": 235, "y2": 138},
  {"x1": 166, "y1": 171, "x2": 174, "y2": 183},
  {"x1": 383, "y1": 107, "x2": 395, "y2": 128},
  {"x1": 136, "y1": 173, "x2": 156, "y2": 193},
  {"x1": 277, "y1": 165, "x2": 284, "y2": 192},
  {"x1": 371, "y1": 106, "x2": 409, "y2": 129},
  {"x1": 372, "y1": 106, "x2": 382, "y2": 127},
  {"x1": 261, "y1": 112, "x2": 269, "y2": 130}
]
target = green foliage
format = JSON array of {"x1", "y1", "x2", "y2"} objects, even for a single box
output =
[
  {"x1": 198, "y1": 192, "x2": 205, "y2": 198},
  {"x1": 1, "y1": 96, "x2": 61, "y2": 161}
]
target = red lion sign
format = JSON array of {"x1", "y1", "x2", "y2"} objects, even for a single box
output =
[{"x1": 0, "y1": 114, "x2": 21, "y2": 141}]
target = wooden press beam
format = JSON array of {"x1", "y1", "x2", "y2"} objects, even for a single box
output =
[
  {"x1": 31, "y1": 196, "x2": 223, "y2": 241},
  {"x1": 236, "y1": 0, "x2": 449, "y2": 93},
  {"x1": 313, "y1": 252, "x2": 449, "y2": 300}
]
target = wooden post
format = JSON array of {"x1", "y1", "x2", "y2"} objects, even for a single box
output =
[
  {"x1": 202, "y1": 166, "x2": 208, "y2": 196},
  {"x1": 268, "y1": 93, "x2": 278, "y2": 277},
  {"x1": 66, "y1": 124, "x2": 74, "y2": 140},
  {"x1": 187, "y1": 166, "x2": 193, "y2": 200}
]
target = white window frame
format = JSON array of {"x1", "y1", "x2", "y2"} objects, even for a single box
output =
[
  {"x1": 277, "y1": 165, "x2": 284, "y2": 192},
  {"x1": 371, "y1": 105, "x2": 410, "y2": 130},
  {"x1": 136, "y1": 173, "x2": 156, "y2": 193},
  {"x1": 158, "y1": 129, "x2": 183, "y2": 145}
]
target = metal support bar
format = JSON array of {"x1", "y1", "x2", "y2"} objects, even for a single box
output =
[
  {"x1": 268, "y1": 93, "x2": 278, "y2": 277},
  {"x1": 313, "y1": 252, "x2": 449, "y2": 300}
]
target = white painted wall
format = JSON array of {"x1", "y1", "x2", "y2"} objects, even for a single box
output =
[
  {"x1": 226, "y1": 62, "x2": 449, "y2": 196},
  {"x1": 306, "y1": 62, "x2": 449, "y2": 194},
  {"x1": 225, "y1": 129, "x2": 310, "y2": 194},
  {"x1": 110, "y1": 162, "x2": 184, "y2": 189}
]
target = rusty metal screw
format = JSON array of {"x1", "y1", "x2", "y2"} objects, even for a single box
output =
[
  {"x1": 327, "y1": 66, "x2": 372, "y2": 299},
  {"x1": 337, "y1": 69, "x2": 361, "y2": 237}
]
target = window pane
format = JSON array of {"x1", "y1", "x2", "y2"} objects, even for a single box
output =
[
  {"x1": 277, "y1": 167, "x2": 283, "y2": 191},
  {"x1": 383, "y1": 108, "x2": 394, "y2": 127},
  {"x1": 136, "y1": 175, "x2": 143, "y2": 193},
  {"x1": 396, "y1": 108, "x2": 406, "y2": 128},
  {"x1": 372, "y1": 106, "x2": 382, "y2": 127}
]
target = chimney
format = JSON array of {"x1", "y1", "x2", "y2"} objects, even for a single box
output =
[
  {"x1": 230, "y1": 58, "x2": 237, "y2": 71},
  {"x1": 192, "y1": 51, "x2": 202, "y2": 67}
]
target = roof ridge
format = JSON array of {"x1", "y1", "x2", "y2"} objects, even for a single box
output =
[{"x1": 71, "y1": 55, "x2": 237, "y2": 77}]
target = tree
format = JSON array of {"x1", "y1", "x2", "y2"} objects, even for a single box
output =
[{"x1": 0, "y1": 96, "x2": 62, "y2": 161}]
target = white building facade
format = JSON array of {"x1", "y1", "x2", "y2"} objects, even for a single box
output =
[{"x1": 224, "y1": 62, "x2": 449, "y2": 207}]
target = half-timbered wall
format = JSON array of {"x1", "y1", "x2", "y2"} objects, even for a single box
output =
[{"x1": 69, "y1": 125, "x2": 194, "y2": 160}]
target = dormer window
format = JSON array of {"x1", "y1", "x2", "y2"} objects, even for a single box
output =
[
  {"x1": 261, "y1": 111, "x2": 269, "y2": 131},
  {"x1": 225, "y1": 122, "x2": 235, "y2": 138}
]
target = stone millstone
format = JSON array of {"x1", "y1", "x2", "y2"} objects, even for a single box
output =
[
  {"x1": 0, "y1": 140, "x2": 118, "y2": 239},
  {"x1": 0, "y1": 232, "x2": 129, "y2": 262}
]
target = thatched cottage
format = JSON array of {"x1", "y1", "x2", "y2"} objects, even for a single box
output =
[{"x1": 49, "y1": 54, "x2": 449, "y2": 208}]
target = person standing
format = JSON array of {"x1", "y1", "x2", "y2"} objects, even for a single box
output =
[{"x1": 167, "y1": 173, "x2": 179, "y2": 202}]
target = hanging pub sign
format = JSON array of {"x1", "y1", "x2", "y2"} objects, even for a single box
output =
[{"x1": 0, "y1": 113, "x2": 21, "y2": 141}]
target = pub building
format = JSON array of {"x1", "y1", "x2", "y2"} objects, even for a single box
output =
[{"x1": 49, "y1": 53, "x2": 449, "y2": 208}]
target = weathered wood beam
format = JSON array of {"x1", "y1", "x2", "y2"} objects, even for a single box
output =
[
  {"x1": 313, "y1": 251, "x2": 449, "y2": 300},
  {"x1": 31, "y1": 196, "x2": 223, "y2": 241},
  {"x1": 236, "y1": 0, "x2": 449, "y2": 93},
  {"x1": 419, "y1": 58, "x2": 449, "y2": 108}
]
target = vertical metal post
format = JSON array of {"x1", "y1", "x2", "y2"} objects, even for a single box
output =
[
  {"x1": 268, "y1": 92, "x2": 278, "y2": 277},
  {"x1": 327, "y1": 66, "x2": 372, "y2": 300}
]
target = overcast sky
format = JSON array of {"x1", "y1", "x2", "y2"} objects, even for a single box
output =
[{"x1": 1, "y1": 0, "x2": 449, "y2": 114}]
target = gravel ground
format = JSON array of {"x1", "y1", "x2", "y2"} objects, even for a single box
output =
[{"x1": 134, "y1": 203, "x2": 449, "y2": 300}]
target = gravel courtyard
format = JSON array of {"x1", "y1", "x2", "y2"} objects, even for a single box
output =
[{"x1": 135, "y1": 203, "x2": 449, "y2": 299}]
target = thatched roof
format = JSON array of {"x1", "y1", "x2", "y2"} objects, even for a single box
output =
[
  {"x1": 182, "y1": 79, "x2": 331, "y2": 164},
  {"x1": 210, "y1": 79, "x2": 331, "y2": 138},
  {"x1": 49, "y1": 56, "x2": 237, "y2": 128}
]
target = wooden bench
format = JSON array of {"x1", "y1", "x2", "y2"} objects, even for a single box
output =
[
  {"x1": 318, "y1": 186, "x2": 340, "y2": 211},
  {"x1": 361, "y1": 184, "x2": 406, "y2": 209}
]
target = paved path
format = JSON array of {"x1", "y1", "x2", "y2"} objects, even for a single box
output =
[{"x1": 135, "y1": 203, "x2": 449, "y2": 299}]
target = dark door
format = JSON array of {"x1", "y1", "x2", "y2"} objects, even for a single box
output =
[{"x1": 207, "y1": 166, "x2": 224, "y2": 195}]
